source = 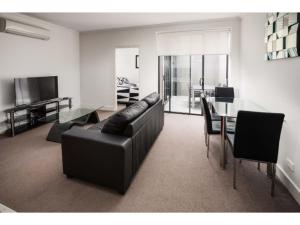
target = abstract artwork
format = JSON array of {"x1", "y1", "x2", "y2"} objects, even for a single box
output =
[{"x1": 265, "y1": 13, "x2": 300, "y2": 60}]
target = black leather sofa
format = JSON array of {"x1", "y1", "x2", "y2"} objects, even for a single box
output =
[{"x1": 61, "y1": 93, "x2": 164, "y2": 194}]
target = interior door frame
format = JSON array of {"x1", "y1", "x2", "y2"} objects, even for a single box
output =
[{"x1": 114, "y1": 45, "x2": 140, "y2": 111}]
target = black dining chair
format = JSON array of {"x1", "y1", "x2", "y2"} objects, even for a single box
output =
[
  {"x1": 215, "y1": 87, "x2": 234, "y2": 98},
  {"x1": 226, "y1": 110, "x2": 285, "y2": 196},
  {"x1": 214, "y1": 87, "x2": 235, "y2": 122},
  {"x1": 201, "y1": 97, "x2": 235, "y2": 158}
]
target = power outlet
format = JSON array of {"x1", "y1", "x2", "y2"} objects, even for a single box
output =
[{"x1": 286, "y1": 158, "x2": 295, "y2": 172}]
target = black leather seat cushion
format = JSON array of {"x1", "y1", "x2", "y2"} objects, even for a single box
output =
[
  {"x1": 102, "y1": 101, "x2": 148, "y2": 135},
  {"x1": 143, "y1": 92, "x2": 160, "y2": 106}
]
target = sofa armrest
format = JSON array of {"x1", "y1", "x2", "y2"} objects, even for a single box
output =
[{"x1": 61, "y1": 126, "x2": 133, "y2": 194}]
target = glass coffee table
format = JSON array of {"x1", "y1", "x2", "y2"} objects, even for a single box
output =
[{"x1": 47, "y1": 105, "x2": 103, "y2": 143}]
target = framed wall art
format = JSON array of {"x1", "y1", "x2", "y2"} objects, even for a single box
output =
[{"x1": 265, "y1": 13, "x2": 300, "y2": 60}]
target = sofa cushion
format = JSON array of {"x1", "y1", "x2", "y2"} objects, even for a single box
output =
[
  {"x1": 101, "y1": 101, "x2": 148, "y2": 135},
  {"x1": 143, "y1": 92, "x2": 160, "y2": 106}
]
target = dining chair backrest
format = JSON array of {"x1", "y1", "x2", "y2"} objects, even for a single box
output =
[
  {"x1": 233, "y1": 110, "x2": 285, "y2": 163},
  {"x1": 215, "y1": 87, "x2": 234, "y2": 98},
  {"x1": 201, "y1": 97, "x2": 213, "y2": 134}
]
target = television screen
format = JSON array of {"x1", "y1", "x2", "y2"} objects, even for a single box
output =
[{"x1": 14, "y1": 76, "x2": 58, "y2": 106}]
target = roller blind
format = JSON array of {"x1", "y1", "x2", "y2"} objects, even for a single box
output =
[{"x1": 156, "y1": 29, "x2": 231, "y2": 55}]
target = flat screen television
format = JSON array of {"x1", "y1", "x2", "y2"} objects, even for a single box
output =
[{"x1": 14, "y1": 76, "x2": 58, "y2": 106}]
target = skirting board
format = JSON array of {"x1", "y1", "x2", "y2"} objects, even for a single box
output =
[
  {"x1": 0, "y1": 126, "x2": 7, "y2": 135},
  {"x1": 0, "y1": 203, "x2": 15, "y2": 212},
  {"x1": 276, "y1": 164, "x2": 300, "y2": 205}
]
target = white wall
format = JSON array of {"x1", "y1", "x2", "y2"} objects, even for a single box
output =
[
  {"x1": 115, "y1": 48, "x2": 139, "y2": 84},
  {"x1": 0, "y1": 13, "x2": 80, "y2": 133},
  {"x1": 240, "y1": 13, "x2": 300, "y2": 203},
  {"x1": 80, "y1": 18, "x2": 241, "y2": 111}
]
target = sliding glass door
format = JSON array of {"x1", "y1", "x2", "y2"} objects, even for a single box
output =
[
  {"x1": 162, "y1": 55, "x2": 190, "y2": 113},
  {"x1": 170, "y1": 55, "x2": 190, "y2": 113},
  {"x1": 159, "y1": 54, "x2": 228, "y2": 115},
  {"x1": 190, "y1": 55, "x2": 203, "y2": 114}
]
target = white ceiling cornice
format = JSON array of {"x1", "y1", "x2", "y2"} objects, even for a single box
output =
[{"x1": 26, "y1": 13, "x2": 243, "y2": 32}]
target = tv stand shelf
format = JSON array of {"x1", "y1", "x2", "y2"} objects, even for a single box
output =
[{"x1": 4, "y1": 97, "x2": 72, "y2": 137}]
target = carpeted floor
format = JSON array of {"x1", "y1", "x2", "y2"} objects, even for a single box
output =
[{"x1": 0, "y1": 111, "x2": 299, "y2": 212}]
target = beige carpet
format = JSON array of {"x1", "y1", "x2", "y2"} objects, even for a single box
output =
[{"x1": 0, "y1": 112, "x2": 299, "y2": 212}]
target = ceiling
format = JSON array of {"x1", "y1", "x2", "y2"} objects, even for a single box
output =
[{"x1": 27, "y1": 13, "x2": 241, "y2": 32}]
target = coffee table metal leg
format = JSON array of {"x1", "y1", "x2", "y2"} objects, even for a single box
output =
[
  {"x1": 10, "y1": 111, "x2": 15, "y2": 137},
  {"x1": 267, "y1": 163, "x2": 273, "y2": 177}
]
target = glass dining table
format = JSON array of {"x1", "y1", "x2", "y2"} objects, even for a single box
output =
[{"x1": 208, "y1": 97, "x2": 268, "y2": 169}]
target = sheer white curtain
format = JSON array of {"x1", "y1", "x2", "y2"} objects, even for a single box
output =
[{"x1": 156, "y1": 29, "x2": 231, "y2": 55}]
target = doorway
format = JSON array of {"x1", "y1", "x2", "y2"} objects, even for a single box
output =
[
  {"x1": 159, "y1": 54, "x2": 228, "y2": 115},
  {"x1": 115, "y1": 47, "x2": 140, "y2": 106}
]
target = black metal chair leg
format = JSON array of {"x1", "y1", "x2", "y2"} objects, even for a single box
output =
[
  {"x1": 257, "y1": 162, "x2": 261, "y2": 170},
  {"x1": 224, "y1": 140, "x2": 228, "y2": 166},
  {"x1": 233, "y1": 158, "x2": 237, "y2": 189},
  {"x1": 271, "y1": 163, "x2": 276, "y2": 196},
  {"x1": 207, "y1": 135, "x2": 210, "y2": 158}
]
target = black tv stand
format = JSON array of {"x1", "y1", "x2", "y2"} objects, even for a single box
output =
[{"x1": 4, "y1": 97, "x2": 72, "y2": 137}]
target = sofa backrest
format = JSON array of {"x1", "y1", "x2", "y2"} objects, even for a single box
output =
[
  {"x1": 101, "y1": 100, "x2": 148, "y2": 135},
  {"x1": 101, "y1": 92, "x2": 161, "y2": 136},
  {"x1": 123, "y1": 98, "x2": 164, "y2": 175},
  {"x1": 142, "y1": 92, "x2": 160, "y2": 106},
  {"x1": 123, "y1": 99, "x2": 163, "y2": 137}
]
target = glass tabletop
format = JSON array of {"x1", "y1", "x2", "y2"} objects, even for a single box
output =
[
  {"x1": 192, "y1": 84, "x2": 215, "y2": 90},
  {"x1": 58, "y1": 105, "x2": 103, "y2": 124},
  {"x1": 208, "y1": 97, "x2": 267, "y2": 118}
]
